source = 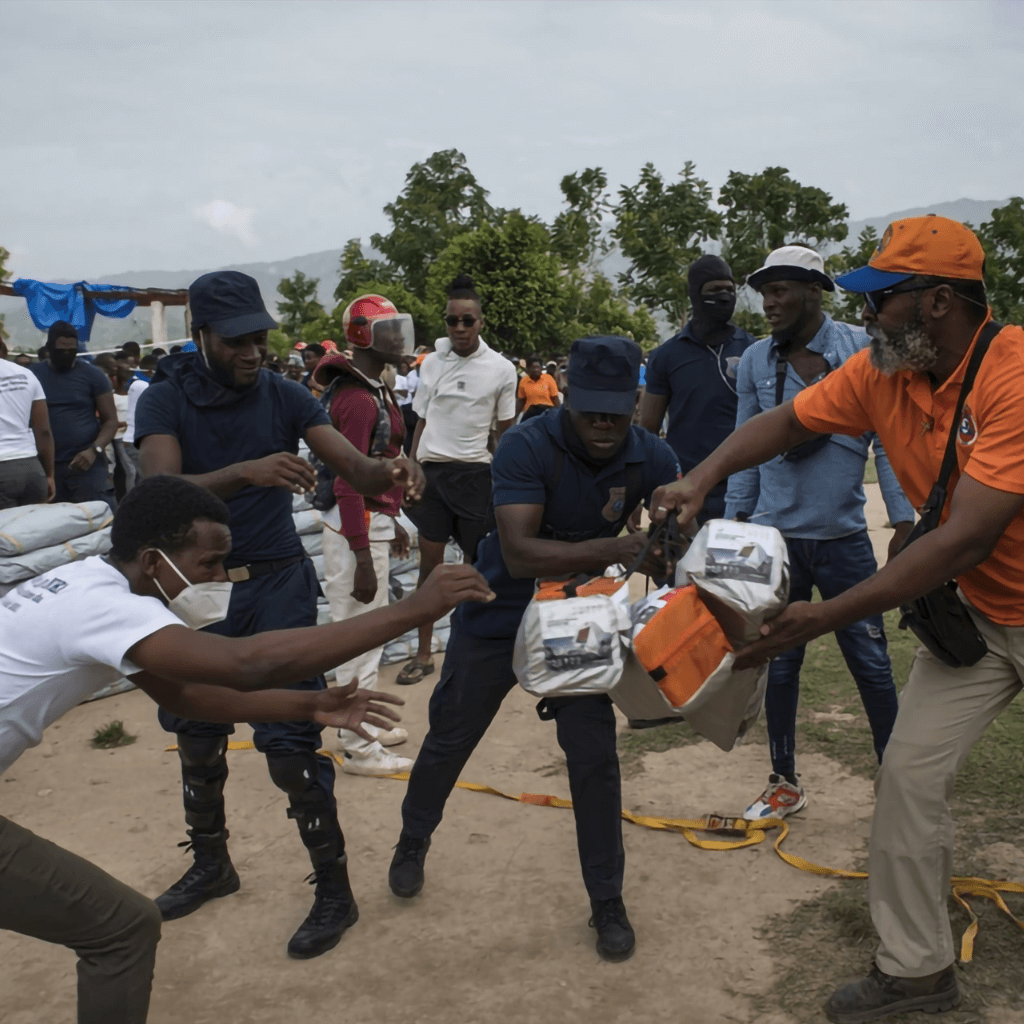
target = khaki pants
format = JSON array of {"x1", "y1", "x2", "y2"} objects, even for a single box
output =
[
  {"x1": 0, "y1": 814, "x2": 162, "y2": 1023},
  {"x1": 322, "y1": 512, "x2": 394, "y2": 754},
  {"x1": 870, "y1": 602, "x2": 1023, "y2": 976}
]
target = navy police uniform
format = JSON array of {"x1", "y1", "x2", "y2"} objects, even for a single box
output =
[{"x1": 400, "y1": 408, "x2": 680, "y2": 900}]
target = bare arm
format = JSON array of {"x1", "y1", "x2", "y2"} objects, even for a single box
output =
[
  {"x1": 734, "y1": 474, "x2": 1024, "y2": 667},
  {"x1": 639, "y1": 391, "x2": 668, "y2": 434},
  {"x1": 496, "y1": 504, "x2": 652, "y2": 580},
  {"x1": 29, "y1": 399, "x2": 55, "y2": 495},
  {"x1": 128, "y1": 564, "x2": 495, "y2": 689},
  {"x1": 92, "y1": 391, "x2": 119, "y2": 450},
  {"x1": 138, "y1": 433, "x2": 316, "y2": 497},
  {"x1": 651, "y1": 401, "x2": 818, "y2": 526},
  {"x1": 409, "y1": 418, "x2": 425, "y2": 462},
  {"x1": 305, "y1": 422, "x2": 424, "y2": 501}
]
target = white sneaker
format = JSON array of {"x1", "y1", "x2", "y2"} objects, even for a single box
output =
[
  {"x1": 743, "y1": 773, "x2": 807, "y2": 821},
  {"x1": 342, "y1": 746, "x2": 414, "y2": 777},
  {"x1": 374, "y1": 727, "x2": 409, "y2": 748}
]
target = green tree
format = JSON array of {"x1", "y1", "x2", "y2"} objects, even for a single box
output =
[
  {"x1": 611, "y1": 161, "x2": 722, "y2": 325},
  {"x1": 276, "y1": 270, "x2": 324, "y2": 342},
  {"x1": 718, "y1": 166, "x2": 849, "y2": 282},
  {"x1": 330, "y1": 279, "x2": 435, "y2": 349},
  {"x1": 976, "y1": 197, "x2": 1024, "y2": 324},
  {"x1": 826, "y1": 225, "x2": 880, "y2": 322},
  {"x1": 561, "y1": 272, "x2": 659, "y2": 350},
  {"x1": 333, "y1": 238, "x2": 399, "y2": 302},
  {"x1": 426, "y1": 211, "x2": 566, "y2": 352},
  {"x1": 266, "y1": 329, "x2": 294, "y2": 359},
  {"x1": 550, "y1": 167, "x2": 613, "y2": 271},
  {"x1": 372, "y1": 149, "x2": 500, "y2": 299}
]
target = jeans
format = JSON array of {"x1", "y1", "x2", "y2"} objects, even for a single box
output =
[
  {"x1": 54, "y1": 457, "x2": 115, "y2": 512},
  {"x1": 766, "y1": 530, "x2": 899, "y2": 778},
  {"x1": 0, "y1": 456, "x2": 47, "y2": 510},
  {"x1": 0, "y1": 815, "x2": 162, "y2": 1024},
  {"x1": 401, "y1": 622, "x2": 624, "y2": 900},
  {"x1": 157, "y1": 558, "x2": 335, "y2": 804}
]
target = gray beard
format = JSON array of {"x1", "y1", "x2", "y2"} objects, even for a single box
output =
[{"x1": 867, "y1": 306, "x2": 937, "y2": 376}]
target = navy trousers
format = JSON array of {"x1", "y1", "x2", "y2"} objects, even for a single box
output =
[
  {"x1": 54, "y1": 458, "x2": 115, "y2": 512},
  {"x1": 766, "y1": 530, "x2": 899, "y2": 778},
  {"x1": 401, "y1": 623, "x2": 625, "y2": 901},
  {"x1": 157, "y1": 558, "x2": 336, "y2": 806}
]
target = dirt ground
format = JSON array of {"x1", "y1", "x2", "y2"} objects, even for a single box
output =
[{"x1": 0, "y1": 488, "x2": 898, "y2": 1024}]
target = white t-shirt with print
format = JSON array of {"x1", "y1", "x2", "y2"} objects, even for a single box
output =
[
  {"x1": 0, "y1": 556, "x2": 181, "y2": 778},
  {"x1": 124, "y1": 378, "x2": 148, "y2": 444},
  {"x1": 0, "y1": 359, "x2": 45, "y2": 462},
  {"x1": 412, "y1": 338, "x2": 518, "y2": 464},
  {"x1": 113, "y1": 391, "x2": 129, "y2": 440}
]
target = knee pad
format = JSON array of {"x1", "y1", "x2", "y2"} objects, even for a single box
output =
[
  {"x1": 266, "y1": 752, "x2": 343, "y2": 858},
  {"x1": 176, "y1": 735, "x2": 229, "y2": 833},
  {"x1": 177, "y1": 734, "x2": 229, "y2": 768}
]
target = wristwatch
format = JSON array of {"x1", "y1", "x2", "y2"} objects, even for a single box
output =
[{"x1": 93, "y1": 446, "x2": 104, "y2": 455}]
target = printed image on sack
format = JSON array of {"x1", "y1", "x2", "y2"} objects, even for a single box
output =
[
  {"x1": 704, "y1": 531, "x2": 774, "y2": 585},
  {"x1": 543, "y1": 619, "x2": 617, "y2": 672}
]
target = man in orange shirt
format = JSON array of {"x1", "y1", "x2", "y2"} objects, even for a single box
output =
[
  {"x1": 516, "y1": 354, "x2": 561, "y2": 421},
  {"x1": 652, "y1": 216, "x2": 1024, "y2": 1023}
]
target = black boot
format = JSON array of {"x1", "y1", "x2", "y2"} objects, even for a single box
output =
[
  {"x1": 156, "y1": 734, "x2": 240, "y2": 921},
  {"x1": 823, "y1": 963, "x2": 960, "y2": 1023},
  {"x1": 388, "y1": 833, "x2": 431, "y2": 898},
  {"x1": 589, "y1": 896, "x2": 635, "y2": 962},
  {"x1": 155, "y1": 830, "x2": 240, "y2": 921},
  {"x1": 287, "y1": 853, "x2": 359, "y2": 960}
]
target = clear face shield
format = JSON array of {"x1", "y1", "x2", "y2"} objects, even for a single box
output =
[{"x1": 369, "y1": 315, "x2": 414, "y2": 360}]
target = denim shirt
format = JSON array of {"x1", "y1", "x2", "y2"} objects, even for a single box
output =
[{"x1": 724, "y1": 315, "x2": 915, "y2": 540}]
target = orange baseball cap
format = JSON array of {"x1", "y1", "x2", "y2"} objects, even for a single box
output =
[{"x1": 836, "y1": 215, "x2": 986, "y2": 292}]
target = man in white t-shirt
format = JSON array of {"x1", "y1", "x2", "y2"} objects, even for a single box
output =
[
  {"x1": 120, "y1": 353, "x2": 157, "y2": 493},
  {"x1": 0, "y1": 474, "x2": 493, "y2": 1024},
  {"x1": 400, "y1": 275, "x2": 517, "y2": 685},
  {"x1": 0, "y1": 351, "x2": 55, "y2": 507}
]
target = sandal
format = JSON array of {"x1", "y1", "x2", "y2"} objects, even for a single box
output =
[{"x1": 396, "y1": 659, "x2": 436, "y2": 686}]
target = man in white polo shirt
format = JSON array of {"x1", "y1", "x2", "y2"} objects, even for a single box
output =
[
  {"x1": 400, "y1": 273, "x2": 517, "y2": 685},
  {"x1": 0, "y1": 474, "x2": 493, "y2": 1023},
  {"x1": 0, "y1": 344, "x2": 55, "y2": 507}
]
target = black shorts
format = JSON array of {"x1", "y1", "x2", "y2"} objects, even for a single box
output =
[{"x1": 405, "y1": 461, "x2": 494, "y2": 560}]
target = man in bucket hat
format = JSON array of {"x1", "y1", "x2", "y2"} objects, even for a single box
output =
[
  {"x1": 652, "y1": 216, "x2": 1024, "y2": 1021},
  {"x1": 728, "y1": 246, "x2": 914, "y2": 825},
  {"x1": 134, "y1": 271, "x2": 425, "y2": 959}
]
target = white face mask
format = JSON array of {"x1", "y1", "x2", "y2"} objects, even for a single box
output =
[{"x1": 152, "y1": 550, "x2": 232, "y2": 630}]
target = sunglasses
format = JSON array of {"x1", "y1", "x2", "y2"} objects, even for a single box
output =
[
  {"x1": 864, "y1": 281, "x2": 938, "y2": 314},
  {"x1": 444, "y1": 315, "x2": 478, "y2": 328}
]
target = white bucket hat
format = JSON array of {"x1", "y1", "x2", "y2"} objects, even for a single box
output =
[{"x1": 747, "y1": 245, "x2": 835, "y2": 292}]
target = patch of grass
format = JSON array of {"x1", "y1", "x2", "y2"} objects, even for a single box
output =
[
  {"x1": 91, "y1": 720, "x2": 136, "y2": 749},
  {"x1": 863, "y1": 456, "x2": 879, "y2": 485}
]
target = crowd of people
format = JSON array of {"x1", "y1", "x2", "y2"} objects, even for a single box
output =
[{"x1": 1, "y1": 213, "x2": 1023, "y2": 1024}]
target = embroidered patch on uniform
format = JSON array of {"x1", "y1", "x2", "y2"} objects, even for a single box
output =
[
  {"x1": 957, "y1": 404, "x2": 978, "y2": 447},
  {"x1": 725, "y1": 356, "x2": 741, "y2": 378},
  {"x1": 601, "y1": 486, "x2": 627, "y2": 521}
]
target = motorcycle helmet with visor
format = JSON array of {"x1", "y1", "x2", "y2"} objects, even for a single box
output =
[{"x1": 341, "y1": 294, "x2": 414, "y2": 359}]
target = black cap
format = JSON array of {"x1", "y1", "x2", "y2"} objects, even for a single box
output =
[
  {"x1": 188, "y1": 271, "x2": 278, "y2": 337},
  {"x1": 567, "y1": 336, "x2": 641, "y2": 415},
  {"x1": 47, "y1": 320, "x2": 78, "y2": 344}
]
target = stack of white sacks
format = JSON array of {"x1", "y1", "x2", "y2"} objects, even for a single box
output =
[{"x1": 291, "y1": 493, "x2": 458, "y2": 678}]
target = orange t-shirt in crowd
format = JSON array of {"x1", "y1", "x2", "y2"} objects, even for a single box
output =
[
  {"x1": 793, "y1": 318, "x2": 1024, "y2": 625},
  {"x1": 518, "y1": 373, "x2": 559, "y2": 411}
]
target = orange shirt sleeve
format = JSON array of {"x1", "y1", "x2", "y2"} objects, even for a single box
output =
[
  {"x1": 517, "y1": 377, "x2": 527, "y2": 399},
  {"x1": 546, "y1": 374, "x2": 558, "y2": 399},
  {"x1": 962, "y1": 330, "x2": 1024, "y2": 495},
  {"x1": 792, "y1": 348, "x2": 875, "y2": 438}
]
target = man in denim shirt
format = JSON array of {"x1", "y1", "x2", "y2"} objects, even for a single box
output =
[{"x1": 725, "y1": 247, "x2": 916, "y2": 820}]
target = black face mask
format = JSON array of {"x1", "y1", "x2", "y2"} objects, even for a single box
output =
[
  {"x1": 699, "y1": 292, "x2": 737, "y2": 325},
  {"x1": 50, "y1": 350, "x2": 76, "y2": 371},
  {"x1": 686, "y1": 254, "x2": 737, "y2": 345}
]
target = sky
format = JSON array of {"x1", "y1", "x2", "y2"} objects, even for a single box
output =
[{"x1": 3, "y1": 0, "x2": 1023, "y2": 282}]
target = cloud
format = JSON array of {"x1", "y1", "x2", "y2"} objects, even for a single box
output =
[{"x1": 193, "y1": 200, "x2": 258, "y2": 246}]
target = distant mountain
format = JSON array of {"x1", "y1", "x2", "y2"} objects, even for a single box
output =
[{"x1": 0, "y1": 198, "x2": 1012, "y2": 352}]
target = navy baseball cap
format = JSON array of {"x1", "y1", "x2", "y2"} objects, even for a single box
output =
[
  {"x1": 189, "y1": 271, "x2": 278, "y2": 337},
  {"x1": 567, "y1": 336, "x2": 641, "y2": 416}
]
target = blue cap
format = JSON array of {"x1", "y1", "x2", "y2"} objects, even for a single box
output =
[
  {"x1": 835, "y1": 265, "x2": 914, "y2": 293},
  {"x1": 567, "y1": 336, "x2": 641, "y2": 415},
  {"x1": 189, "y1": 271, "x2": 278, "y2": 337}
]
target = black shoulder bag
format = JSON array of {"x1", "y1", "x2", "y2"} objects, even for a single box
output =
[{"x1": 897, "y1": 320, "x2": 1003, "y2": 667}]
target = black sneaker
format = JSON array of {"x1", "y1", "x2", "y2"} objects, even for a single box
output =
[
  {"x1": 287, "y1": 857, "x2": 359, "y2": 960},
  {"x1": 154, "y1": 831, "x2": 240, "y2": 921},
  {"x1": 589, "y1": 896, "x2": 636, "y2": 962},
  {"x1": 823, "y1": 963, "x2": 960, "y2": 1023},
  {"x1": 389, "y1": 834, "x2": 431, "y2": 898}
]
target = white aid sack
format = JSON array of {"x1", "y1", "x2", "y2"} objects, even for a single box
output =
[
  {"x1": 0, "y1": 502, "x2": 113, "y2": 557},
  {"x1": 671, "y1": 519, "x2": 790, "y2": 751},
  {"x1": 513, "y1": 569, "x2": 632, "y2": 698},
  {"x1": 0, "y1": 527, "x2": 114, "y2": 585}
]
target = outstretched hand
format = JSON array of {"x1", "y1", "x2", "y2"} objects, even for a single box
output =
[
  {"x1": 732, "y1": 601, "x2": 826, "y2": 670},
  {"x1": 408, "y1": 563, "x2": 495, "y2": 622},
  {"x1": 390, "y1": 457, "x2": 426, "y2": 502},
  {"x1": 312, "y1": 679, "x2": 405, "y2": 739},
  {"x1": 650, "y1": 476, "x2": 706, "y2": 531}
]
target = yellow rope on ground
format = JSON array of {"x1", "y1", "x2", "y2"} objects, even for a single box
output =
[{"x1": 167, "y1": 740, "x2": 1024, "y2": 961}]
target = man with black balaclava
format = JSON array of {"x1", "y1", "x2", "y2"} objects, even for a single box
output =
[
  {"x1": 30, "y1": 320, "x2": 119, "y2": 510},
  {"x1": 641, "y1": 255, "x2": 757, "y2": 523},
  {"x1": 133, "y1": 270, "x2": 425, "y2": 961}
]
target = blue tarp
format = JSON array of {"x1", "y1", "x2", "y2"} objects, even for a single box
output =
[{"x1": 11, "y1": 279, "x2": 137, "y2": 346}]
